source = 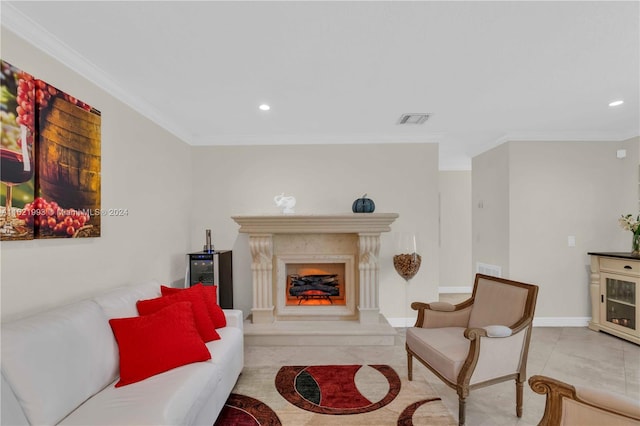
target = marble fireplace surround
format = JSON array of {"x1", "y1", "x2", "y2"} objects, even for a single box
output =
[{"x1": 232, "y1": 214, "x2": 398, "y2": 327}]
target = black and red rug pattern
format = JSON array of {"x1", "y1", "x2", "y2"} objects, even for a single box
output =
[
  {"x1": 397, "y1": 398, "x2": 446, "y2": 425},
  {"x1": 275, "y1": 364, "x2": 401, "y2": 415},
  {"x1": 214, "y1": 393, "x2": 281, "y2": 426}
]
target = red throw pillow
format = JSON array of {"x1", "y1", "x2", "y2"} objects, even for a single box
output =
[
  {"x1": 137, "y1": 285, "x2": 220, "y2": 342},
  {"x1": 109, "y1": 301, "x2": 211, "y2": 387},
  {"x1": 162, "y1": 284, "x2": 227, "y2": 329}
]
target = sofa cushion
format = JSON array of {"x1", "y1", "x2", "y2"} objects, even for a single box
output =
[
  {"x1": 93, "y1": 281, "x2": 162, "y2": 320},
  {"x1": 1, "y1": 373, "x2": 29, "y2": 425},
  {"x1": 90, "y1": 281, "x2": 164, "y2": 385},
  {"x1": 109, "y1": 301, "x2": 211, "y2": 387},
  {"x1": 1, "y1": 300, "x2": 118, "y2": 425},
  {"x1": 137, "y1": 286, "x2": 220, "y2": 342},
  {"x1": 203, "y1": 286, "x2": 227, "y2": 328},
  {"x1": 59, "y1": 361, "x2": 222, "y2": 425},
  {"x1": 206, "y1": 326, "x2": 244, "y2": 370},
  {"x1": 162, "y1": 284, "x2": 226, "y2": 328}
]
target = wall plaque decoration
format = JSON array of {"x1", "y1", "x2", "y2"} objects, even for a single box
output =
[{"x1": 0, "y1": 59, "x2": 101, "y2": 240}]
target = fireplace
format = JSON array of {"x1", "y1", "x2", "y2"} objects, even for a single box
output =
[
  {"x1": 232, "y1": 214, "x2": 398, "y2": 328},
  {"x1": 276, "y1": 254, "x2": 355, "y2": 320},
  {"x1": 286, "y1": 264, "x2": 345, "y2": 306},
  {"x1": 288, "y1": 275, "x2": 339, "y2": 304}
]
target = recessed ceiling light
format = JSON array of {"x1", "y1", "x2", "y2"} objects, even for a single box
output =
[
  {"x1": 259, "y1": 104, "x2": 271, "y2": 111},
  {"x1": 609, "y1": 100, "x2": 624, "y2": 107}
]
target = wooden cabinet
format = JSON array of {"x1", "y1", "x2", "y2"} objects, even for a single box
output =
[{"x1": 588, "y1": 252, "x2": 640, "y2": 344}]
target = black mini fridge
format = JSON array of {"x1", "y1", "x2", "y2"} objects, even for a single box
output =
[{"x1": 187, "y1": 250, "x2": 233, "y2": 309}]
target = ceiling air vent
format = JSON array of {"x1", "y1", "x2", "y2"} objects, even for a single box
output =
[{"x1": 397, "y1": 113, "x2": 430, "y2": 125}]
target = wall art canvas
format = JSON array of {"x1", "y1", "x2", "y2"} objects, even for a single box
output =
[
  {"x1": 0, "y1": 60, "x2": 101, "y2": 240},
  {"x1": 35, "y1": 81, "x2": 101, "y2": 238},
  {"x1": 1, "y1": 60, "x2": 36, "y2": 240}
]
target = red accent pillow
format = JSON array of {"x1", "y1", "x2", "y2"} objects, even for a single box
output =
[
  {"x1": 162, "y1": 284, "x2": 227, "y2": 329},
  {"x1": 137, "y1": 285, "x2": 220, "y2": 342},
  {"x1": 109, "y1": 301, "x2": 211, "y2": 387}
]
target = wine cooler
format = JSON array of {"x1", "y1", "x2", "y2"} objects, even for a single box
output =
[{"x1": 186, "y1": 250, "x2": 233, "y2": 309}]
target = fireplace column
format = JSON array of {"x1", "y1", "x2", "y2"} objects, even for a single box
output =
[
  {"x1": 249, "y1": 234, "x2": 274, "y2": 323},
  {"x1": 358, "y1": 232, "x2": 381, "y2": 324}
]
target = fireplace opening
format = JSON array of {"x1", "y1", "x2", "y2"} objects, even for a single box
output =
[{"x1": 286, "y1": 263, "x2": 346, "y2": 306}]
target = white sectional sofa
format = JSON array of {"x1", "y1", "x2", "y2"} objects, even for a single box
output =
[{"x1": 1, "y1": 281, "x2": 244, "y2": 425}]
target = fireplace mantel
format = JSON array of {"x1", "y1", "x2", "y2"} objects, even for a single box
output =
[
  {"x1": 232, "y1": 213, "x2": 399, "y2": 234},
  {"x1": 232, "y1": 213, "x2": 399, "y2": 331}
]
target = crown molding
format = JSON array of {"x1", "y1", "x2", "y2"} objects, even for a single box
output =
[
  {"x1": 1, "y1": 3, "x2": 194, "y2": 145},
  {"x1": 496, "y1": 130, "x2": 640, "y2": 144},
  {"x1": 470, "y1": 130, "x2": 640, "y2": 158},
  {"x1": 193, "y1": 132, "x2": 445, "y2": 146}
]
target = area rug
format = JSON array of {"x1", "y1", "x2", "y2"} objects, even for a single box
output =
[
  {"x1": 214, "y1": 393, "x2": 281, "y2": 426},
  {"x1": 215, "y1": 364, "x2": 455, "y2": 425}
]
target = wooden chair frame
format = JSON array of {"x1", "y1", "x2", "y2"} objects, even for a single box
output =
[
  {"x1": 406, "y1": 273, "x2": 538, "y2": 426},
  {"x1": 529, "y1": 375, "x2": 640, "y2": 426}
]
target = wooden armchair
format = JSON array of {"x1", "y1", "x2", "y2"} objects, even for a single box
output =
[
  {"x1": 406, "y1": 273, "x2": 538, "y2": 426},
  {"x1": 529, "y1": 375, "x2": 640, "y2": 426}
]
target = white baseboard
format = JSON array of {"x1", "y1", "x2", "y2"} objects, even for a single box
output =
[
  {"x1": 388, "y1": 316, "x2": 591, "y2": 328},
  {"x1": 438, "y1": 286, "x2": 472, "y2": 294},
  {"x1": 387, "y1": 317, "x2": 416, "y2": 327},
  {"x1": 532, "y1": 317, "x2": 590, "y2": 327}
]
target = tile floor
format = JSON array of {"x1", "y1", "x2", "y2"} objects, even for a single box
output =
[{"x1": 243, "y1": 325, "x2": 640, "y2": 425}]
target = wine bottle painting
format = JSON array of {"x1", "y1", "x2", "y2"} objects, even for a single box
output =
[{"x1": 0, "y1": 59, "x2": 101, "y2": 241}]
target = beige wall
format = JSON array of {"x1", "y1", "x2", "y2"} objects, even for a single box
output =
[
  {"x1": 473, "y1": 137, "x2": 639, "y2": 319},
  {"x1": 472, "y1": 143, "x2": 510, "y2": 277},
  {"x1": 508, "y1": 138, "x2": 639, "y2": 318},
  {"x1": 189, "y1": 143, "x2": 440, "y2": 321},
  {"x1": 439, "y1": 171, "x2": 472, "y2": 287},
  {"x1": 1, "y1": 30, "x2": 192, "y2": 321}
]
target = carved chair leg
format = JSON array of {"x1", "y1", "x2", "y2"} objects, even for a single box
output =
[
  {"x1": 516, "y1": 379, "x2": 524, "y2": 417},
  {"x1": 458, "y1": 396, "x2": 466, "y2": 426},
  {"x1": 407, "y1": 351, "x2": 413, "y2": 381}
]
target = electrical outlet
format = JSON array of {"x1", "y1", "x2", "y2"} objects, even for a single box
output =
[{"x1": 568, "y1": 236, "x2": 576, "y2": 247}]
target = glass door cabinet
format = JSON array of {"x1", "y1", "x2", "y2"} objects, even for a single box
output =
[
  {"x1": 588, "y1": 253, "x2": 640, "y2": 345},
  {"x1": 603, "y1": 274, "x2": 637, "y2": 332}
]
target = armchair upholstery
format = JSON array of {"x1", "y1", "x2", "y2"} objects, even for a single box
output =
[
  {"x1": 529, "y1": 375, "x2": 640, "y2": 426},
  {"x1": 406, "y1": 274, "x2": 538, "y2": 426}
]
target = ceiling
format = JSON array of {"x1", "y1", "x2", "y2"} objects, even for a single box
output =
[{"x1": 2, "y1": 1, "x2": 639, "y2": 169}]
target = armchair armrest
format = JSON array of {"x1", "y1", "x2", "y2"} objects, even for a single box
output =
[
  {"x1": 460, "y1": 326, "x2": 530, "y2": 386},
  {"x1": 529, "y1": 375, "x2": 640, "y2": 425},
  {"x1": 411, "y1": 300, "x2": 473, "y2": 328},
  {"x1": 483, "y1": 325, "x2": 512, "y2": 337},
  {"x1": 429, "y1": 301, "x2": 456, "y2": 312},
  {"x1": 462, "y1": 325, "x2": 514, "y2": 339}
]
